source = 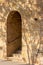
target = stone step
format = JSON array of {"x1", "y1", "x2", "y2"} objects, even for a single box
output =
[{"x1": 7, "y1": 54, "x2": 24, "y2": 63}]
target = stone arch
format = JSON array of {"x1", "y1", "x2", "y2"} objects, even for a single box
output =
[{"x1": 7, "y1": 11, "x2": 22, "y2": 56}]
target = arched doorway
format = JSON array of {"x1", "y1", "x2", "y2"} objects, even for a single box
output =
[{"x1": 7, "y1": 11, "x2": 22, "y2": 56}]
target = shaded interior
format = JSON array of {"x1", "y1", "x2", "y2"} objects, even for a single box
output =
[{"x1": 7, "y1": 11, "x2": 22, "y2": 57}]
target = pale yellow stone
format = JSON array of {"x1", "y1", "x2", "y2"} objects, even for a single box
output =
[
  {"x1": 22, "y1": 38, "x2": 26, "y2": 45},
  {"x1": 0, "y1": 13, "x2": 3, "y2": 17},
  {"x1": 0, "y1": 0, "x2": 5, "y2": 3},
  {"x1": 0, "y1": 0, "x2": 42, "y2": 64},
  {"x1": 28, "y1": 4, "x2": 31, "y2": 8},
  {"x1": 32, "y1": 5, "x2": 37, "y2": 10},
  {"x1": 22, "y1": 46, "x2": 29, "y2": 63},
  {"x1": 2, "y1": 22, "x2": 6, "y2": 32},
  {"x1": 0, "y1": 50, "x2": 3, "y2": 59}
]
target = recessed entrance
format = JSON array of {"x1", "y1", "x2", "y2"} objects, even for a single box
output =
[{"x1": 7, "y1": 11, "x2": 22, "y2": 57}]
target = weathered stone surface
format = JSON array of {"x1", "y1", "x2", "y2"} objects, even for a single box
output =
[{"x1": 0, "y1": 0, "x2": 43, "y2": 64}]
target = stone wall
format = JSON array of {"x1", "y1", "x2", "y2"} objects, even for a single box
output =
[{"x1": 0, "y1": 0, "x2": 43, "y2": 64}]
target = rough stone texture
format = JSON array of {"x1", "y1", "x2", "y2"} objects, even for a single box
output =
[{"x1": 0, "y1": 0, "x2": 43, "y2": 65}]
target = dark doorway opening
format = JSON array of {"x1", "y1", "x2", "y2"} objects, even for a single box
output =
[{"x1": 7, "y1": 11, "x2": 22, "y2": 57}]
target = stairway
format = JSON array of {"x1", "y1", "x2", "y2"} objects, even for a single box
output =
[{"x1": 7, "y1": 50, "x2": 24, "y2": 63}]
